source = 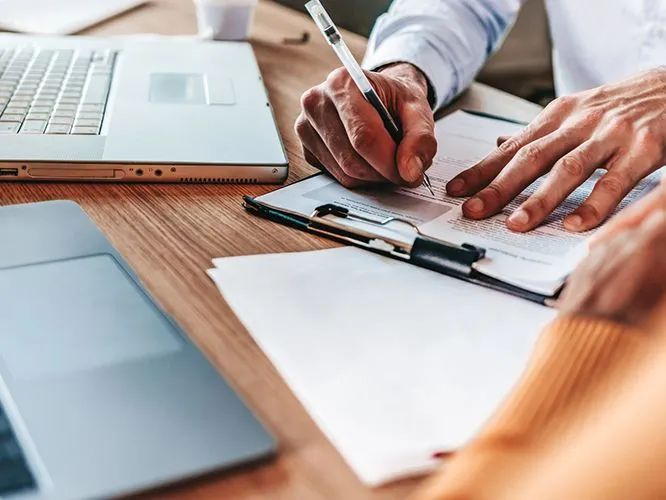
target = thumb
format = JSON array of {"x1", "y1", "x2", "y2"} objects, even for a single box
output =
[{"x1": 395, "y1": 101, "x2": 437, "y2": 185}]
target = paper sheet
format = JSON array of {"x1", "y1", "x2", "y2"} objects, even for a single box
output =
[
  {"x1": 208, "y1": 247, "x2": 556, "y2": 485},
  {"x1": 257, "y1": 111, "x2": 659, "y2": 295},
  {"x1": 0, "y1": 0, "x2": 148, "y2": 35}
]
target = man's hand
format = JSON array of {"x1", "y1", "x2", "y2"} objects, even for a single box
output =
[
  {"x1": 447, "y1": 67, "x2": 666, "y2": 233},
  {"x1": 558, "y1": 209, "x2": 666, "y2": 327},
  {"x1": 295, "y1": 63, "x2": 437, "y2": 188},
  {"x1": 590, "y1": 177, "x2": 666, "y2": 247}
]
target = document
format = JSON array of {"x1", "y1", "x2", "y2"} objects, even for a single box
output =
[
  {"x1": 258, "y1": 111, "x2": 659, "y2": 296},
  {"x1": 208, "y1": 248, "x2": 556, "y2": 486}
]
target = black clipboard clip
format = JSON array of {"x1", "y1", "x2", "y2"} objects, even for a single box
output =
[{"x1": 310, "y1": 203, "x2": 486, "y2": 278}]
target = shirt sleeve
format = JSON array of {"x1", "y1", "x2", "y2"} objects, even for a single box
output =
[{"x1": 362, "y1": 0, "x2": 525, "y2": 109}]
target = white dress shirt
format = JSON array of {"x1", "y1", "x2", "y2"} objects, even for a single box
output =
[{"x1": 363, "y1": 0, "x2": 666, "y2": 109}]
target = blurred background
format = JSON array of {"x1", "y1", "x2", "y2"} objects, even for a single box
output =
[{"x1": 277, "y1": 0, "x2": 555, "y2": 105}]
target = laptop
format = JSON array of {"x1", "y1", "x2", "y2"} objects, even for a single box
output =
[
  {"x1": 0, "y1": 34, "x2": 288, "y2": 183},
  {"x1": 0, "y1": 200, "x2": 276, "y2": 500}
]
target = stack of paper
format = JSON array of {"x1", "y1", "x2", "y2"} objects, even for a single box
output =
[{"x1": 208, "y1": 247, "x2": 556, "y2": 486}]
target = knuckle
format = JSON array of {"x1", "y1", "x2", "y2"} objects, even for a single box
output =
[
  {"x1": 516, "y1": 144, "x2": 543, "y2": 164},
  {"x1": 547, "y1": 94, "x2": 575, "y2": 111},
  {"x1": 498, "y1": 137, "x2": 521, "y2": 156},
  {"x1": 300, "y1": 87, "x2": 322, "y2": 111},
  {"x1": 337, "y1": 151, "x2": 356, "y2": 169},
  {"x1": 326, "y1": 67, "x2": 351, "y2": 88},
  {"x1": 349, "y1": 124, "x2": 378, "y2": 152},
  {"x1": 557, "y1": 154, "x2": 587, "y2": 178},
  {"x1": 597, "y1": 175, "x2": 627, "y2": 197},
  {"x1": 337, "y1": 152, "x2": 367, "y2": 178},
  {"x1": 294, "y1": 114, "x2": 308, "y2": 137}
]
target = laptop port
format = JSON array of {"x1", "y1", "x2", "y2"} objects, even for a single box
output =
[{"x1": 0, "y1": 168, "x2": 18, "y2": 176}]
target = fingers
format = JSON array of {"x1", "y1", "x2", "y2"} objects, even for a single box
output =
[
  {"x1": 558, "y1": 207, "x2": 666, "y2": 325},
  {"x1": 327, "y1": 70, "x2": 402, "y2": 185},
  {"x1": 395, "y1": 100, "x2": 437, "y2": 185},
  {"x1": 447, "y1": 107, "x2": 561, "y2": 197},
  {"x1": 557, "y1": 238, "x2": 617, "y2": 314},
  {"x1": 295, "y1": 115, "x2": 365, "y2": 188},
  {"x1": 601, "y1": 209, "x2": 666, "y2": 325},
  {"x1": 590, "y1": 186, "x2": 666, "y2": 247},
  {"x1": 564, "y1": 142, "x2": 661, "y2": 232},
  {"x1": 296, "y1": 66, "x2": 437, "y2": 189},
  {"x1": 296, "y1": 68, "x2": 399, "y2": 187},
  {"x1": 459, "y1": 130, "x2": 583, "y2": 220},
  {"x1": 302, "y1": 89, "x2": 387, "y2": 184},
  {"x1": 505, "y1": 139, "x2": 611, "y2": 231},
  {"x1": 496, "y1": 135, "x2": 511, "y2": 147}
]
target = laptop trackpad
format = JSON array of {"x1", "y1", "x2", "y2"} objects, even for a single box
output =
[
  {"x1": 0, "y1": 255, "x2": 182, "y2": 381},
  {"x1": 149, "y1": 73, "x2": 206, "y2": 104}
]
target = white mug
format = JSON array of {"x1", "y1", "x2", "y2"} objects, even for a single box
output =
[{"x1": 194, "y1": 0, "x2": 259, "y2": 41}]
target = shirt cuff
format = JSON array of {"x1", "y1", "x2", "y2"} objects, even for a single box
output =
[{"x1": 362, "y1": 33, "x2": 456, "y2": 110}]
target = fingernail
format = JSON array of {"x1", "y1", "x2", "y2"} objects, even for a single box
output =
[
  {"x1": 407, "y1": 156, "x2": 424, "y2": 182},
  {"x1": 465, "y1": 197, "x2": 485, "y2": 213},
  {"x1": 448, "y1": 179, "x2": 465, "y2": 193},
  {"x1": 432, "y1": 451, "x2": 453, "y2": 460},
  {"x1": 508, "y1": 209, "x2": 530, "y2": 227},
  {"x1": 565, "y1": 215, "x2": 583, "y2": 230}
]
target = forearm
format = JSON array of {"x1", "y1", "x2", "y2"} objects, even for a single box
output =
[
  {"x1": 413, "y1": 315, "x2": 649, "y2": 500},
  {"x1": 363, "y1": 0, "x2": 523, "y2": 109}
]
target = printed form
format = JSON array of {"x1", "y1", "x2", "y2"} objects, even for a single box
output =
[{"x1": 259, "y1": 111, "x2": 658, "y2": 295}]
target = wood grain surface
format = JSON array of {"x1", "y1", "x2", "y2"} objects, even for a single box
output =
[{"x1": 0, "y1": 2, "x2": 542, "y2": 499}]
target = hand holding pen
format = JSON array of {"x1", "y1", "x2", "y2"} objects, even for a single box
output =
[{"x1": 296, "y1": 0, "x2": 438, "y2": 195}]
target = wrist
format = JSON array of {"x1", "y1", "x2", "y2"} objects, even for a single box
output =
[{"x1": 377, "y1": 62, "x2": 430, "y2": 101}]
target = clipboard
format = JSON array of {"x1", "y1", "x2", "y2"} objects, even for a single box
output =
[
  {"x1": 243, "y1": 110, "x2": 561, "y2": 307},
  {"x1": 243, "y1": 193, "x2": 560, "y2": 306}
]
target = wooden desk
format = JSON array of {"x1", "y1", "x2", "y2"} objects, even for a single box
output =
[{"x1": 0, "y1": 2, "x2": 542, "y2": 499}]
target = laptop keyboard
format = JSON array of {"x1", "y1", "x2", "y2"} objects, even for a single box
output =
[
  {"x1": 0, "y1": 403, "x2": 35, "y2": 496},
  {"x1": 0, "y1": 46, "x2": 117, "y2": 135}
]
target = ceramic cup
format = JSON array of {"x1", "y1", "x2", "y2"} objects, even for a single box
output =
[{"x1": 194, "y1": 0, "x2": 258, "y2": 41}]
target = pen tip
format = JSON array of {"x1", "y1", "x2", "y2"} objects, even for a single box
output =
[{"x1": 423, "y1": 175, "x2": 435, "y2": 196}]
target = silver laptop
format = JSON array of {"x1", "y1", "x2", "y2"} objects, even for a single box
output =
[
  {"x1": 0, "y1": 34, "x2": 288, "y2": 183},
  {"x1": 0, "y1": 200, "x2": 276, "y2": 500}
]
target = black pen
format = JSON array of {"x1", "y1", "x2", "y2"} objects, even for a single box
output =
[{"x1": 305, "y1": 0, "x2": 436, "y2": 196}]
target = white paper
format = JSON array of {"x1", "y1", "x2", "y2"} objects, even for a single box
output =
[
  {"x1": 208, "y1": 247, "x2": 556, "y2": 485},
  {"x1": 0, "y1": 0, "x2": 147, "y2": 35},
  {"x1": 257, "y1": 111, "x2": 659, "y2": 295}
]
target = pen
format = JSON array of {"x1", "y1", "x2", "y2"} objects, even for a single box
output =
[{"x1": 305, "y1": 0, "x2": 436, "y2": 197}]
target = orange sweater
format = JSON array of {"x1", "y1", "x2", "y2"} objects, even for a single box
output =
[{"x1": 414, "y1": 315, "x2": 656, "y2": 500}]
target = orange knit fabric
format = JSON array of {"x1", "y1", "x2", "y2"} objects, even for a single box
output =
[{"x1": 412, "y1": 315, "x2": 651, "y2": 500}]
